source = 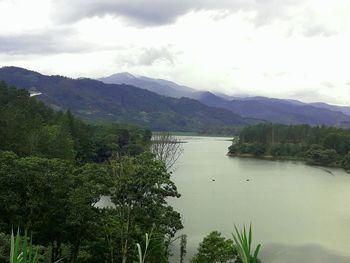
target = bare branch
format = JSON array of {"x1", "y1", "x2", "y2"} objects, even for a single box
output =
[{"x1": 150, "y1": 132, "x2": 184, "y2": 171}]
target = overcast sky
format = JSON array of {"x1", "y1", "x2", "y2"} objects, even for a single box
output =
[{"x1": 0, "y1": 0, "x2": 350, "y2": 105}]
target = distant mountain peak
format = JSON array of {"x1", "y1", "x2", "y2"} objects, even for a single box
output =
[
  {"x1": 99, "y1": 72, "x2": 197, "y2": 98},
  {"x1": 107, "y1": 72, "x2": 136, "y2": 79},
  {"x1": 119, "y1": 72, "x2": 136, "y2": 78}
]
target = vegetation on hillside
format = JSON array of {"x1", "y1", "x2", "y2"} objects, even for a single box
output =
[
  {"x1": 0, "y1": 81, "x2": 151, "y2": 162},
  {"x1": 0, "y1": 82, "x2": 182, "y2": 262},
  {"x1": 0, "y1": 67, "x2": 245, "y2": 132},
  {"x1": 228, "y1": 123, "x2": 350, "y2": 171}
]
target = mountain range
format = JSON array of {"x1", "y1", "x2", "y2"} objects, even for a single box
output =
[
  {"x1": 0, "y1": 67, "x2": 246, "y2": 131},
  {"x1": 100, "y1": 72, "x2": 350, "y2": 126},
  {"x1": 1, "y1": 66, "x2": 350, "y2": 132}
]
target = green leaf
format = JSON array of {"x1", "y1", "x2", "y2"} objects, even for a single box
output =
[
  {"x1": 10, "y1": 231, "x2": 14, "y2": 263},
  {"x1": 253, "y1": 244, "x2": 261, "y2": 261},
  {"x1": 136, "y1": 243, "x2": 142, "y2": 263}
]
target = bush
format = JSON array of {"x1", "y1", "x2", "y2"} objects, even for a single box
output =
[{"x1": 191, "y1": 231, "x2": 239, "y2": 263}]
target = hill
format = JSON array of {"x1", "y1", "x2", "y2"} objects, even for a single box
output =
[
  {"x1": 0, "y1": 67, "x2": 246, "y2": 131},
  {"x1": 201, "y1": 95, "x2": 350, "y2": 126},
  {"x1": 99, "y1": 72, "x2": 350, "y2": 126},
  {"x1": 99, "y1": 72, "x2": 197, "y2": 98}
]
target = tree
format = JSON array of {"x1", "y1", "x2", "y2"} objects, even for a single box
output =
[
  {"x1": 191, "y1": 231, "x2": 238, "y2": 263},
  {"x1": 0, "y1": 151, "x2": 74, "y2": 262},
  {"x1": 179, "y1": 234, "x2": 187, "y2": 263},
  {"x1": 105, "y1": 152, "x2": 183, "y2": 263},
  {"x1": 66, "y1": 163, "x2": 109, "y2": 263},
  {"x1": 0, "y1": 151, "x2": 110, "y2": 263},
  {"x1": 342, "y1": 152, "x2": 350, "y2": 171},
  {"x1": 306, "y1": 145, "x2": 337, "y2": 165},
  {"x1": 150, "y1": 132, "x2": 183, "y2": 171}
]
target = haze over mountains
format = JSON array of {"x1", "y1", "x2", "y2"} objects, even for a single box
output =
[
  {"x1": 99, "y1": 72, "x2": 199, "y2": 99},
  {"x1": 0, "y1": 67, "x2": 246, "y2": 131},
  {"x1": 1, "y1": 66, "x2": 350, "y2": 132},
  {"x1": 100, "y1": 72, "x2": 350, "y2": 126}
]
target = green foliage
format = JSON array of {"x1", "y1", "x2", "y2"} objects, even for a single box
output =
[
  {"x1": 191, "y1": 231, "x2": 238, "y2": 263},
  {"x1": 0, "y1": 152, "x2": 111, "y2": 262},
  {"x1": 342, "y1": 153, "x2": 350, "y2": 171},
  {"x1": 229, "y1": 123, "x2": 350, "y2": 170},
  {"x1": 10, "y1": 230, "x2": 39, "y2": 263},
  {"x1": 92, "y1": 123, "x2": 151, "y2": 162},
  {"x1": 0, "y1": 81, "x2": 151, "y2": 163},
  {"x1": 232, "y1": 225, "x2": 261, "y2": 263},
  {"x1": 0, "y1": 81, "x2": 183, "y2": 263},
  {"x1": 0, "y1": 150, "x2": 183, "y2": 263},
  {"x1": 0, "y1": 232, "x2": 10, "y2": 262},
  {"x1": 323, "y1": 133, "x2": 350, "y2": 155},
  {"x1": 237, "y1": 143, "x2": 266, "y2": 156},
  {"x1": 306, "y1": 146, "x2": 338, "y2": 165},
  {"x1": 270, "y1": 143, "x2": 304, "y2": 157},
  {"x1": 136, "y1": 231, "x2": 153, "y2": 263},
  {"x1": 102, "y1": 153, "x2": 183, "y2": 263},
  {"x1": 179, "y1": 234, "x2": 187, "y2": 263}
]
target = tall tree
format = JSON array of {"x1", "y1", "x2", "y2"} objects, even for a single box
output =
[{"x1": 106, "y1": 152, "x2": 183, "y2": 263}]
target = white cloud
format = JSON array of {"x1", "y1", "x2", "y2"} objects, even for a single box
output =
[{"x1": 0, "y1": 0, "x2": 350, "y2": 105}]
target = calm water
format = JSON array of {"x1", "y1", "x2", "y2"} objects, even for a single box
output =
[{"x1": 168, "y1": 136, "x2": 350, "y2": 263}]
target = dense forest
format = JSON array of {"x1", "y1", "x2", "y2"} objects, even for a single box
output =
[
  {"x1": 0, "y1": 81, "x2": 183, "y2": 263},
  {"x1": 228, "y1": 123, "x2": 350, "y2": 171}
]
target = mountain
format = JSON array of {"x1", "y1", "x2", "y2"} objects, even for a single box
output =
[
  {"x1": 201, "y1": 96, "x2": 350, "y2": 126},
  {"x1": 99, "y1": 72, "x2": 197, "y2": 99},
  {"x1": 99, "y1": 72, "x2": 350, "y2": 126},
  {"x1": 0, "y1": 67, "x2": 246, "y2": 131},
  {"x1": 309, "y1": 102, "x2": 350, "y2": 117}
]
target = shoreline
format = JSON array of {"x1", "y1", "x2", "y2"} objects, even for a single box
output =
[{"x1": 227, "y1": 153, "x2": 347, "y2": 172}]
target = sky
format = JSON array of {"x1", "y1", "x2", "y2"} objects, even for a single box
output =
[{"x1": 0, "y1": 0, "x2": 350, "y2": 105}]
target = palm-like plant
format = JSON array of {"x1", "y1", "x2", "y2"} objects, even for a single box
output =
[
  {"x1": 232, "y1": 224, "x2": 261, "y2": 263},
  {"x1": 136, "y1": 232, "x2": 152, "y2": 263},
  {"x1": 9, "y1": 230, "x2": 63, "y2": 263},
  {"x1": 10, "y1": 230, "x2": 38, "y2": 263}
]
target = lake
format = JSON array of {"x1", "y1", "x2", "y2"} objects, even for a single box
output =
[{"x1": 168, "y1": 136, "x2": 350, "y2": 263}]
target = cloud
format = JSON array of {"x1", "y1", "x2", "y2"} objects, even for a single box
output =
[
  {"x1": 0, "y1": 29, "x2": 92, "y2": 55},
  {"x1": 290, "y1": 88, "x2": 322, "y2": 101},
  {"x1": 50, "y1": 0, "x2": 302, "y2": 27},
  {"x1": 322, "y1": 81, "x2": 335, "y2": 88},
  {"x1": 275, "y1": 72, "x2": 288, "y2": 77},
  {"x1": 302, "y1": 24, "x2": 337, "y2": 37},
  {"x1": 116, "y1": 46, "x2": 177, "y2": 67},
  {"x1": 137, "y1": 47, "x2": 176, "y2": 66}
]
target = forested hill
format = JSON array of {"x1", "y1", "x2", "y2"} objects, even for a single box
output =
[
  {"x1": 228, "y1": 123, "x2": 350, "y2": 171},
  {"x1": 0, "y1": 81, "x2": 151, "y2": 162},
  {"x1": 0, "y1": 81, "x2": 184, "y2": 262},
  {"x1": 0, "y1": 66, "x2": 246, "y2": 131}
]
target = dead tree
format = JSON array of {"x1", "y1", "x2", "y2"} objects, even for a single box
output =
[{"x1": 150, "y1": 132, "x2": 184, "y2": 171}]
